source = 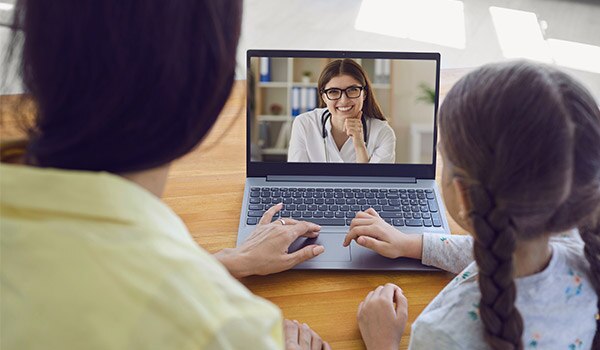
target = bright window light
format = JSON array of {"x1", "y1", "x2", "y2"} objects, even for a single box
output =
[
  {"x1": 547, "y1": 39, "x2": 600, "y2": 74},
  {"x1": 0, "y1": 3, "x2": 15, "y2": 11},
  {"x1": 490, "y1": 6, "x2": 600, "y2": 74},
  {"x1": 355, "y1": 0, "x2": 466, "y2": 49},
  {"x1": 489, "y1": 6, "x2": 552, "y2": 63}
]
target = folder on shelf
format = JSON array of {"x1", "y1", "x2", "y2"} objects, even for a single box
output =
[
  {"x1": 291, "y1": 87, "x2": 300, "y2": 116},
  {"x1": 258, "y1": 121, "x2": 270, "y2": 148},
  {"x1": 300, "y1": 87, "x2": 309, "y2": 113},
  {"x1": 260, "y1": 57, "x2": 270, "y2": 82},
  {"x1": 307, "y1": 88, "x2": 317, "y2": 111}
]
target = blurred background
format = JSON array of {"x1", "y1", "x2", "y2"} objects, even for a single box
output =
[{"x1": 2, "y1": 0, "x2": 599, "y2": 101}]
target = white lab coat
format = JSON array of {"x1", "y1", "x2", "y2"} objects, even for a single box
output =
[{"x1": 288, "y1": 108, "x2": 396, "y2": 163}]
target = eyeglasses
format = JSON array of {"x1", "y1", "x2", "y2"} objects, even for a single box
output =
[{"x1": 321, "y1": 86, "x2": 365, "y2": 100}]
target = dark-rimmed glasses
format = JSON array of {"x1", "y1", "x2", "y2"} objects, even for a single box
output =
[{"x1": 321, "y1": 86, "x2": 365, "y2": 100}]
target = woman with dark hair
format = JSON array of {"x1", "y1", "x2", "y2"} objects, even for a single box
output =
[
  {"x1": 0, "y1": 1, "x2": 330, "y2": 349},
  {"x1": 288, "y1": 59, "x2": 396, "y2": 163},
  {"x1": 344, "y1": 61, "x2": 600, "y2": 349}
]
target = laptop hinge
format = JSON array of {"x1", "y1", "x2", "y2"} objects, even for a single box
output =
[{"x1": 267, "y1": 175, "x2": 417, "y2": 184}]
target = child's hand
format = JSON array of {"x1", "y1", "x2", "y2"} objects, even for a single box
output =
[
  {"x1": 358, "y1": 283, "x2": 408, "y2": 350},
  {"x1": 284, "y1": 319, "x2": 331, "y2": 350},
  {"x1": 343, "y1": 208, "x2": 423, "y2": 259}
]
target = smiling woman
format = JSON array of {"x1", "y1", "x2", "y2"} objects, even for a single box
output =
[{"x1": 288, "y1": 58, "x2": 396, "y2": 163}]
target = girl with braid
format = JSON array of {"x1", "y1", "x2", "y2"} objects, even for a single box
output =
[{"x1": 344, "y1": 60, "x2": 600, "y2": 349}]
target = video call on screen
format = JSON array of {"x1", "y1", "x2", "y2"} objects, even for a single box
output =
[{"x1": 249, "y1": 56, "x2": 437, "y2": 165}]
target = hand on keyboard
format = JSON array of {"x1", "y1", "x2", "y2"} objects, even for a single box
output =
[
  {"x1": 343, "y1": 208, "x2": 423, "y2": 260},
  {"x1": 219, "y1": 203, "x2": 325, "y2": 277}
]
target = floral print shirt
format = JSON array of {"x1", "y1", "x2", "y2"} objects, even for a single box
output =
[{"x1": 409, "y1": 230, "x2": 597, "y2": 350}]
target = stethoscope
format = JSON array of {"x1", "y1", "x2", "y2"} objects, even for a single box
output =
[{"x1": 321, "y1": 109, "x2": 369, "y2": 163}]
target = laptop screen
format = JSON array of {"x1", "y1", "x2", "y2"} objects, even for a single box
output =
[{"x1": 247, "y1": 51, "x2": 439, "y2": 168}]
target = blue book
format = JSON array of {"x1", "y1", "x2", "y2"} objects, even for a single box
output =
[
  {"x1": 259, "y1": 57, "x2": 270, "y2": 82},
  {"x1": 307, "y1": 88, "x2": 317, "y2": 111},
  {"x1": 291, "y1": 87, "x2": 300, "y2": 116}
]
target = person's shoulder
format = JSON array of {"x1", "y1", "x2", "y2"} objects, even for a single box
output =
[
  {"x1": 417, "y1": 272, "x2": 482, "y2": 327},
  {"x1": 550, "y1": 230, "x2": 589, "y2": 276},
  {"x1": 294, "y1": 108, "x2": 324, "y2": 122},
  {"x1": 368, "y1": 117, "x2": 395, "y2": 137},
  {"x1": 411, "y1": 282, "x2": 486, "y2": 349}
]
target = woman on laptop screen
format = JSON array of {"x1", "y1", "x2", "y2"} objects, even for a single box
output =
[{"x1": 287, "y1": 59, "x2": 396, "y2": 163}]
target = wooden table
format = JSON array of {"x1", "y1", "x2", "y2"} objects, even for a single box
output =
[{"x1": 0, "y1": 69, "x2": 470, "y2": 349}]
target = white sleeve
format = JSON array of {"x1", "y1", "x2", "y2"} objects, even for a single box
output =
[
  {"x1": 287, "y1": 118, "x2": 309, "y2": 162},
  {"x1": 369, "y1": 122, "x2": 396, "y2": 163},
  {"x1": 421, "y1": 233, "x2": 474, "y2": 274},
  {"x1": 409, "y1": 321, "x2": 463, "y2": 350}
]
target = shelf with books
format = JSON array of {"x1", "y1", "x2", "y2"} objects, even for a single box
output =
[{"x1": 257, "y1": 115, "x2": 293, "y2": 122}]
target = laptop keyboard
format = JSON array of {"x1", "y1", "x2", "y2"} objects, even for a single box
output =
[{"x1": 246, "y1": 187, "x2": 443, "y2": 228}]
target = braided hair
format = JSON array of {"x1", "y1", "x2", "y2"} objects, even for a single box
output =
[{"x1": 439, "y1": 61, "x2": 600, "y2": 349}]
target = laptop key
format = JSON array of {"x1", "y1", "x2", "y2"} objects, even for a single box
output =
[
  {"x1": 393, "y1": 219, "x2": 405, "y2": 226},
  {"x1": 428, "y1": 200, "x2": 439, "y2": 212},
  {"x1": 247, "y1": 217, "x2": 258, "y2": 225},
  {"x1": 432, "y1": 218, "x2": 442, "y2": 227},
  {"x1": 305, "y1": 218, "x2": 346, "y2": 226},
  {"x1": 380, "y1": 212, "x2": 403, "y2": 218},
  {"x1": 248, "y1": 204, "x2": 263, "y2": 210},
  {"x1": 247, "y1": 210, "x2": 265, "y2": 217},
  {"x1": 405, "y1": 219, "x2": 423, "y2": 227},
  {"x1": 383, "y1": 205, "x2": 402, "y2": 212},
  {"x1": 423, "y1": 219, "x2": 433, "y2": 227}
]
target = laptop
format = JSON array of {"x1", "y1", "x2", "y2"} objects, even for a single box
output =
[{"x1": 236, "y1": 50, "x2": 450, "y2": 270}]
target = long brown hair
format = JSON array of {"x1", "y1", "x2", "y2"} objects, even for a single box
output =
[
  {"x1": 439, "y1": 61, "x2": 600, "y2": 349},
  {"x1": 317, "y1": 59, "x2": 385, "y2": 120}
]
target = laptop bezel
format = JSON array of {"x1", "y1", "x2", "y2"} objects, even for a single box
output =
[{"x1": 246, "y1": 49, "x2": 441, "y2": 179}]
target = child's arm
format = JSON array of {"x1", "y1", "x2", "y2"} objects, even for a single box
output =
[
  {"x1": 344, "y1": 208, "x2": 474, "y2": 274},
  {"x1": 422, "y1": 233, "x2": 473, "y2": 274}
]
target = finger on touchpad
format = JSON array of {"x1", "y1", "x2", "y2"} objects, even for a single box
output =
[{"x1": 288, "y1": 233, "x2": 351, "y2": 262}]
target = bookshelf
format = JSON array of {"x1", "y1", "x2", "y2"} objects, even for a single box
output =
[{"x1": 250, "y1": 57, "x2": 392, "y2": 161}]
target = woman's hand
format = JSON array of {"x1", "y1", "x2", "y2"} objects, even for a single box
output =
[
  {"x1": 343, "y1": 208, "x2": 423, "y2": 259},
  {"x1": 215, "y1": 203, "x2": 324, "y2": 278},
  {"x1": 344, "y1": 111, "x2": 369, "y2": 163},
  {"x1": 284, "y1": 319, "x2": 332, "y2": 350},
  {"x1": 357, "y1": 283, "x2": 408, "y2": 350},
  {"x1": 344, "y1": 111, "x2": 365, "y2": 143}
]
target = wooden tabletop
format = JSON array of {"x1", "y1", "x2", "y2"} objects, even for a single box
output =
[{"x1": 0, "y1": 69, "x2": 470, "y2": 350}]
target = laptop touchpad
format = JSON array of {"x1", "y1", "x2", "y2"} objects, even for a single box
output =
[{"x1": 288, "y1": 234, "x2": 351, "y2": 262}]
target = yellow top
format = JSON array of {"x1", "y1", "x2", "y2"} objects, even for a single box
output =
[{"x1": 0, "y1": 163, "x2": 283, "y2": 350}]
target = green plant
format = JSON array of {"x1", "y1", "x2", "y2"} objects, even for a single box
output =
[{"x1": 416, "y1": 82, "x2": 435, "y2": 105}]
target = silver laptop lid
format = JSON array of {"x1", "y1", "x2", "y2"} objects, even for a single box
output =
[{"x1": 246, "y1": 50, "x2": 441, "y2": 180}]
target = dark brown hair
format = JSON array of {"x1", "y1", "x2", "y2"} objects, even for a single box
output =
[
  {"x1": 7, "y1": 0, "x2": 242, "y2": 173},
  {"x1": 317, "y1": 59, "x2": 385, "y2": 120},
  {"x1": 439, "y1": 61, "x2": 600, "y2": 349}
]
